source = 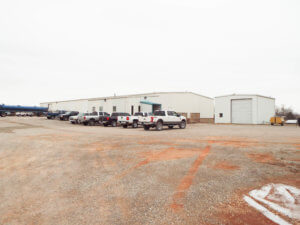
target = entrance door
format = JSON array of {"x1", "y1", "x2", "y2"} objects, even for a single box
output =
[{"x1": 152, "y1": 104, "x2": 161, "y2": 112}]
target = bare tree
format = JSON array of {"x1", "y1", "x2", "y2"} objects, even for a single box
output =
[{"x1": 276, "y1": 105, "x2": 299, "y2": 120}]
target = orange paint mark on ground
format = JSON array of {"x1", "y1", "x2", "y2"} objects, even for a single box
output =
[
  {"x1": 138, "y1": 140, "x2": 178, "y2": 146},
  {"x1": 138, "y1": 147, "x2": 202, "y2": 164},
  {"x1": 103, "y1": 147, "x2": 206, "y2": 188},
  {"x1": 171, "y1": 146, "x2": 211, "y2": 211},
  {"x1": 213, "y1": 161, "x2": 240, "y2": 171},
  {"x1": 87, "y1": 141, "x2": 121, "y2": 152},
  {"x1": 177, "y1": 136, "x2": 261, "y2": 148},
  {"x1": 247, "y1": 153, "x2": 275, "y2": 163},
  {"x1": 206, "y1": 136, "x2": 262, "y2": 148},
  {"x1": 25, "y1": 133, "x2": 77, "y2": 141},
  {"x1": 293, "y1": 144, "x2": 300, "y2": 150}
]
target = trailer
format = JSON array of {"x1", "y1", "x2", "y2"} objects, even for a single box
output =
[{"x1": 0, "y1": 104, "x2": 48, "y2": 117}]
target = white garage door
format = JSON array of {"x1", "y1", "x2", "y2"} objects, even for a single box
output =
[{"x1": 231, "y1": 99, "x2": 252, "y2": 124}]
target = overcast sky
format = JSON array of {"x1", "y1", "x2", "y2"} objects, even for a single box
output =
[{"x1": 0, "y1": 0, "x2": 299, "y2": 111}]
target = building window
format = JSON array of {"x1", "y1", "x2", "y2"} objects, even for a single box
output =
[
  {"x1": 99, "y1": 106, "x2": 103, "y2": 112},
  {"x1": 219, "y1": 113, "x2": 223, "y2": 118},
  {"x1": 138, "y1": 105, "x2": 141, "y2": 112},
  {"x1": 92, "y1": 106, "x2": 96, "y2": 112},
  {"x1": 131, "y1": 105, "x2": 134, "y2": 115},
  {"x1": 113, "y1": 106, "x2": 117, "y2": 112},
  {"x1": 144, "y1": 96, "x2": 147, "y2": 100}
]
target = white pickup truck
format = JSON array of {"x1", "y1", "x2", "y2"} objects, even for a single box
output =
[
  {"x1": 118, "y1": 112, "x2": 153, "y2": 128},
  {"x1": 80, "y1": 112, "x2": 110, "y2": 126},
  {"x1": 69, "y1": 113, "x2": 85, "y2": 124},
  {"x1": 141, "y1": 110, "x2": 186, "y2": 131}
]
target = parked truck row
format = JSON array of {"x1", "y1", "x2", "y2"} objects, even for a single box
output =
[{"x1": 46, "y1": 110, "x2": 187, "y2": 131}]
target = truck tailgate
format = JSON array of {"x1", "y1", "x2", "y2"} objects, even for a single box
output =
[{"x1": 118, "y1": 116, "x2": 128, "y2": 122}]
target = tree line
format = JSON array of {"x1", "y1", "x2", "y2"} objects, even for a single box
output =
[{"x1": 275, "y1": 105, "x2": 299, "y2": 120}]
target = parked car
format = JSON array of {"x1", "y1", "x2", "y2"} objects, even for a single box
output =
[
  {"x1": 0, "y1": 111, "x2": 7, "y2": 117},
  {"x1": 142, "y1": 110, "x2": 186, "y2": 131},
  {"x1": 47, "y1": 110, "x2": 66, "y2": 119},
  {"x1": 69, "y1": 113, "x2": 85, "y2": 124},
  {"x1": 81, "y1": 112, "x2": 110, "y2": 126},
  {"x1": 118, "y1": 112, "x2": 152, "y2": 128},
  {"x1": 100, "y1": 112, "x2": 130, "y2": 127},
  {"x1": 16, "y1": 112, "x2": 28, "y2": 116},
  {"x1": 59, "y1": 111, "x2": 79, "y2": 121},
  {"x1": 26, "y1": 112, "x2": 34, "y2": 117}
]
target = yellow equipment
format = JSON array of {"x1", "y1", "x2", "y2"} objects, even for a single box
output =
[{"x1": 270, "y1": 116, "x2": 285, "y2": 126}]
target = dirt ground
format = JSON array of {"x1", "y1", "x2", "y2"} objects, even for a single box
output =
[{"x1": 0, "y1": 117, "x2": 299, "y2": 225}]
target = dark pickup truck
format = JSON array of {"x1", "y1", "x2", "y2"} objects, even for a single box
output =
[
  {"x1": 100, "y1": 112, "x2": 130, "y2": 127},
  {"x1": 47, "y1": 110, "x2": 66, "y2": 119},
  {"x1": 59, "y1": 111, "x2": 79, "y2": 121}
]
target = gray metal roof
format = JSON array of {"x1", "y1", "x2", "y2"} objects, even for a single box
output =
[
  {"x1": 41, "y1": 91, "x2": 213, "y2": 104},
  {"x1": 215, "y1": 94, "x2": 275, "y2": 100}
]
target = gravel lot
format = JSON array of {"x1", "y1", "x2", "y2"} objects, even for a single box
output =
[{"x1": 0, "y1": 117, "x2": 299, "y2": 225}]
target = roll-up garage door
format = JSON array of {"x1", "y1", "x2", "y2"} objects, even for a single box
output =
[{"x1": 231, "y1": 99, "x2": 252, "y2": 124}]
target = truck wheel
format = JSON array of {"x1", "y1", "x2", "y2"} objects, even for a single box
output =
[
  {"x1": 83, "y1": 122, "x2": 88, "y2": 126},
  {"x1": 123, "y1": 125, "x2": 128, "y2": 128},
  {"x1": 132, "y1": 121, "x2": 138, "y2": 128},
  {"x1": 168, "y1": 125, "x2": 174, "y2": 129},
  {"x1": 112, "y1": 121, "x2": 117, "y2": 127},
  {"x1": 179, "y1": 120, "x2": 186, "y2": 129},
  {"x1": 156, "y1": 121, "x2": 163, "y2": 131},
  {"x1": 89, "y1": 120, "x2": 95, "y2": 126},
  {"x1": 144, "y1": 125, "x2": 150, "y2": 130}
]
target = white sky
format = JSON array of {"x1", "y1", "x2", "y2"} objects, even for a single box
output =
[{"x1": 0, "y1": 0, "x2": 299, "y2": 112}]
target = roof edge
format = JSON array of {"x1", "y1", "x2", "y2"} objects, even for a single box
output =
[
  {"x1": 215, "y1": 94, "x2": 275, "y2": 100},
  {"x1": 40, "y1": 91, "x2": 213, "y2": 104}
]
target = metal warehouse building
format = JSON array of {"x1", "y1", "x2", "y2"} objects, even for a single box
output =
[
  {"x1": 215, "y1": 94, "x2": 275, "y2": 124},
  {"x1": 40, "y1": 92, "x2": 215, "y2": 123}
]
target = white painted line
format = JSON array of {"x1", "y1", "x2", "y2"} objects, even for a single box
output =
[
  {"x1": 249, "y1": 184, "x2": 300, "y2": 220},
  {"x1": 243, "y1": 195, "x2": 291, "y2": 225}
]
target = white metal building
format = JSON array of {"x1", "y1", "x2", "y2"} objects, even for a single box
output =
[
  {"x1": 215, "y1": 94, "x2": 275, "y2": 124},
  {"x1": 40, "y1": 92, "x2": 214, "y2": 122}
]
